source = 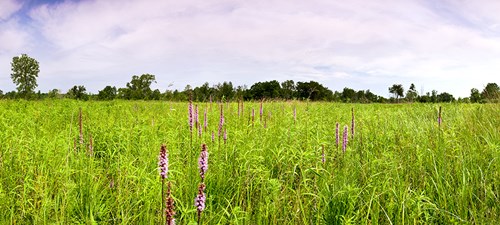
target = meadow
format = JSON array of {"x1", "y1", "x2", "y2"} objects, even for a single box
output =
[{"x1": 0, "y1": 100, "x2": 498, "y2": 224}]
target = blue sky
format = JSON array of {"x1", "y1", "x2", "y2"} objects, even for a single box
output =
[{"x1": 1, "y1": 0, "x2": 499, "y2": 98}]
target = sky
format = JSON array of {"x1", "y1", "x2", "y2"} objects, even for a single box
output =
[{"x1": 1, "y1": 0, "x2": 500, "y2": 98}]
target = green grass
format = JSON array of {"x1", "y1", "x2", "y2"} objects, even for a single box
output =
[{"x1": 0, "y1": 100, "x2": 498, "y2": 224}]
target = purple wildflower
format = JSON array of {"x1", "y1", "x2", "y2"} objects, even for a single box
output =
[
  {"x1": 211, "y1": 131, "x2": 215, "y2": 142},
  {"x1": 198, "y1": 143, "x2": 208, "y2": 181},
  {"x1": 260, "y1": 100, "x2": 263, "y2": 121},
  {"x1": 158, "y1": 144, "x2": 168, "y2": 180},
  {"x1": 195, "y1": 183, "x2": 206, "y2": 221},
  {"x1": 188, "y1": 100, "x2": 193, "y2": 132},
  {"x1": 293, "y1": 106, "x2": 296, "y2": 122},
  {"x1": 203, "y1": 109, "x2": 208, "y2": 131},
  {"x1": 195, "y1": 105, "x2": 199, "y2": 126},
  {"x1": 165, "y1": 181, "x2": 176, "y2": 225},
  {"x1": 223, "y1": 129, "x2": 227, "y2": 144},
  {"x1": 238, "y1": 101, "x2": 241, "y2": 117},
  {"x1": 438, "y1": 106, "x2": 442, "y2": 127},
  {"x1": 342, "y1": 125, "x2": 348, "y2": 153},
  {"x1": 218, "y1": 105, "x2": 224, "y2": 137},
  {"x1": 198, "y1": 123, "x2": 202, "y2": 137},
  {"x1": 335, "y1": 122, "x2": 339, "y2": 148}
]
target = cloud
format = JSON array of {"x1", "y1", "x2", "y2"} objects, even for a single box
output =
[
  {"x1": 0, "y1": 0, "x2": 499, "y2": 97},
  {"x1": 0, "y1": 0, "x2": 21, "y2": 20}
]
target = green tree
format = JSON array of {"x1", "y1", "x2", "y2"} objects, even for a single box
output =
[
  {"x1": 67, "y1": 85, "x2": 88, "y2": 100},
  {"x1": 341, "y1": 87, "x2": 356, "y2": 102},
  {"x1": 125, "y1": 74, "x2": 156, "y2": 100},
  {"x1": 97, "y1": 86, "x2": 117, "y2": 100},
  {"x1": 406, "y1": 83, "x2": 418, "y2": 102},
  {"x1": 249, "y1": 80, "x2": 281, "y2": 100},
  {"x1": 280, "y1": 80, "x2": 296, "y2": 100},
  {"x1": 481, "y1": 83, "x2": 499, "y2": 101},
  {"x1": 296, "y1": 81, "x2": 333, "y2": 101},
  {"x1": 48, "y1": 89, "x2": 62, "y2": 99},
  {"x1": 216, "y1": 81, "x2": 234, "y2": 100},
  {"x1": 11, "y1": 54, "x2": 40, "y2": 98},
  {"x1": 470, "y1": 88, "x2": 481, "y2": 103},
  {"x1": 388, "y1": 84, "x2": 404, "y2": 102},
  {"x1": 437, "y1": 92, "x2": 455, "y2": 102}
]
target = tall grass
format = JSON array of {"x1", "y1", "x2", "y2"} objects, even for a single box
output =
[{"x1": 0, "y1": 99, "x2": 498, "y2": 224}]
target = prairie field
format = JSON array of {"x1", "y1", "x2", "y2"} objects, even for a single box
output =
[{"x1": 0, "y1": 100, "x2": 499, "y2": 224}]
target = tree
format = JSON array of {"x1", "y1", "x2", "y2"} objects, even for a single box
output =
[
  {"x1": 281, "y1": 80, "x2": 296, "y2": 100},
  {"x1": 48, "y1": 89, "x2": 62, "y2": 99},
  {"x1": 406, "y1": 83, "x2": 418, "y2": 102},
  {"x1": 481, "y1": 83, "x2": 499, "y2": 101},
  {"x1": 125, "y1": 74, "x2": 156, "y2": 100},
  {"x1": 67, "y1": 85, "x2": 88, "y2": 100},
  {"x1": 193, "y1": 82, "x2": 213, "y2": 102},
  {"x1": 216, "y1": 81, "x2": 234, "y2": 100},
  {"x1": 249, "y1": 80, "x2": 281, "y2": 100},
  {"x1": 470, "y1": 88, "x2": 482, "y2": 103},
  {"x1": 341, "y1": 87, "x2": 356, "y2": 102},
  {"x1": 11, "y1": 54, "x2": 40, "y2": 98},
  {"x1": 388, "y1": 84, "x2": 404, "y2": 102},
  {"x1": 296, "y1": 81, "x2": 333, "y2": 101},
  {"x1": 97, "y1": 86, "x2": 117, "y2": 100},
  {"x1": 437, "y1": 92, "x2": 455, "y2": 102}
]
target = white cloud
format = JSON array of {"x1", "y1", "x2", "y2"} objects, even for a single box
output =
[
  {"x1": 0, "y1": 0, "x2": 499, "y2": 97},
  {"x1": 0, "y1": 0, "x2": 21, "y2": 20}
]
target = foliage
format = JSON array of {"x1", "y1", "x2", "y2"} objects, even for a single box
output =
[
  {"x1": 406, "y1": 83, "x2": 419, "y2": 102},
  {"x1": 67, "y1": 85, "x2": 88, "y2": 100},
  {"x1": 122, "y1": 74, "x2": 156, "y2": 100},
  {"x1": 97, "y1": 86, "x2": 117, "y2": 100},
  {"x1": 296, "y1": 81, "x2": 333, "y2": 100},
  {"x1": 388, "y1": 84, "x2": 404, "y2": 102},
  {"x1": 470, "y1": 88, "x2": 482, "y2": 103},
  {"x1": 249, "y1": 80, "x2": 282, "y2": 100},
  {"x1": 10, "y1": 54, "x2": 40, "y2": 99},
  {"x1": 481, "y1": 83, "x2": 499, "y2": 101},
  {"x1": 0, "y1": 101, "x2": 498, "y2": 224}
]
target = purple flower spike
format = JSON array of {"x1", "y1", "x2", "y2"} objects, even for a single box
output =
[
  {"x1": 195, "y1": 183, "x2": 206, "y2": 215},
  {"x1": 158, "y1": 144, "x2": 168, "y2": 180},
  {"x1": 335, "y1": 122, "x2": 339, "y2": 148},
  {"x1": 438, "y1": 106, "x2": 442, "y2": 127},
  {"x1": 203, "y1": 109, "x2": 208, "y2": 131},
  {"x1": 260, "y1": 100, "x2": 263, "y2": 116},
  {"x1": 211, "y1": 131, "x2": 215, "y2": 142},
  {"x1": 188, "y1": 101, "x2": 193, "y2": 132},
  {"x1": 218, "y1": 105, "x2": 224, "y2": 137},
  {"x1": 342, "y1": 125, "x2": 348, "y2": 153},
  {"x1": 198, "y1": 144, "x2": 209, "y2": 181},
  {"x1": 293, "y1": 106, "x2": 296, "y2": 122},
  {"x1": 195, "y1": 105, "x2": 199, "y2": 126},
  {"x1": 223, "y1": 129, "x2": 227, "y2": 144}
]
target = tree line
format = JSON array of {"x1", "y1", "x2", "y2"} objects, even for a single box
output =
[{"x1": 2, "y1": 54, "x2": 499, "y2": 103}]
